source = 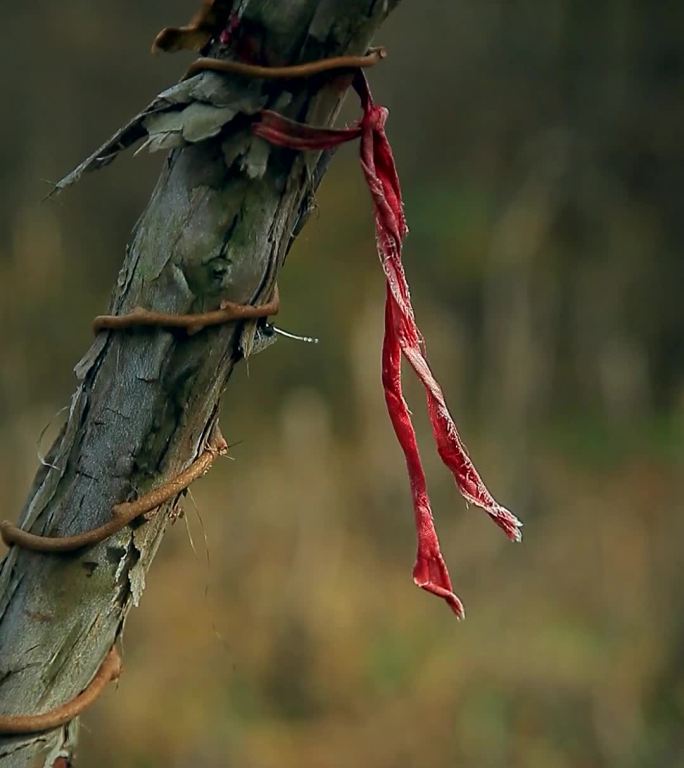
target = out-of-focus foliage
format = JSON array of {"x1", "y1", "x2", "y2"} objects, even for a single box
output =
[{"x1": 1, "y1": 2, "x2": 682, "y2": 766}]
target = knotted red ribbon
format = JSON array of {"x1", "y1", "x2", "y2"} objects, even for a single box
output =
[{"x1": 254, "y1": 74, "x2": 522, "y2": 617}]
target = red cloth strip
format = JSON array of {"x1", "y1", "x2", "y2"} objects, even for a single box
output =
[
  {"x1": 253, "y1": 73, "x2": 522, "y2": 616},
  {"x1": 254, "y1": 110, "x2": 362, "y2": 151}
]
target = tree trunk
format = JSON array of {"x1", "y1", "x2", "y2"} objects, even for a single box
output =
[{"x1": 0, "y1": 2, "x2": 401, "y2": 764}]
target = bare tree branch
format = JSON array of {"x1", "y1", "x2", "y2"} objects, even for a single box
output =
[{"x1": 0, "y1": 1, "x2": 402, "y2": 764}]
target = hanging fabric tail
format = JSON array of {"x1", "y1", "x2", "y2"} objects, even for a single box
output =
[
  {"x1": 253, "y1": 72, "x2": 522, "y2": 616},
  {"x1": 382, "y1": 285, "x2": 465, "y2": 617}
]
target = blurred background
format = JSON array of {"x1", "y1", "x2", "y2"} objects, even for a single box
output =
[{"x1": 1, "y1": 2, "x2": 683, "y2": 766}]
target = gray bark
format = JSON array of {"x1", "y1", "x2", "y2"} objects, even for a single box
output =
[{"x1": 0, "y1": 1, "x2": 401, "y2": 765}]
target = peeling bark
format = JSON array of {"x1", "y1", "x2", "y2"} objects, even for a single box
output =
[{"x1": 0, "y1": 1, "x2": 402, "y2": 764}]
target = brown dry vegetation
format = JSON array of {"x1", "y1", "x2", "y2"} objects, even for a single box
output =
[{"x1": 1, "y1": 2, "x2": 683, "y2": 766}]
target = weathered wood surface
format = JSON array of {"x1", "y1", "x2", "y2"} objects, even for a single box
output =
[{"x1": 0, "y1": 1, "x2": 401, "y2": 764}]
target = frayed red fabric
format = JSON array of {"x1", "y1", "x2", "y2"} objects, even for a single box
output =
[
  {"x1": 382, "y1": 288, "x2": 465, "y2": 618},
  {"x1": 253, "y1": 110, "x2": 363, "y2": 151},
  {"x1": 253, "y1": 73, "x2": 522, "y2": 616},
  {"x1": 219, "y1": 12, "x2": 241, "y2": 46}
]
